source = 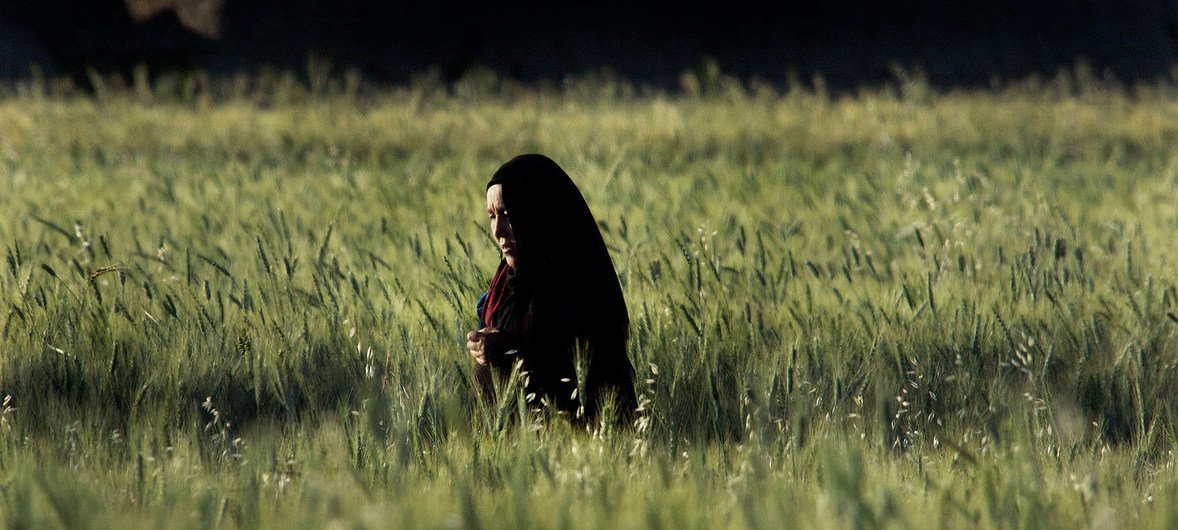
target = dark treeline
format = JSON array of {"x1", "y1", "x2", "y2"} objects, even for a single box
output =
[{"x1": 1, "y1": 0, "x2": 1177, "y2": 90}]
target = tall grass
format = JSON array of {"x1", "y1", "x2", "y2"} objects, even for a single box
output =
[{"x1": 1, "y1": 68, "x2": 1177, "y2": 527}]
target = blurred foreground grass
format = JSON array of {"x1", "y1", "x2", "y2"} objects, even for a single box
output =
[{"x1": 1, "y1": 69, "x2": 1178, "y2": 527}]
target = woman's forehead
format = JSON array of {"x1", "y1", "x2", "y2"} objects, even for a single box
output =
[{"x1": 486, "y1": 184, "x2": 505, "y2": 207}]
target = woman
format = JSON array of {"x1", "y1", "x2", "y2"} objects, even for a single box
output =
[{"x1": 466, "y1": 154, "x2": 637, "y2": 425}]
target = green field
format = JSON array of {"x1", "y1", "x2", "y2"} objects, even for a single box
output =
[{"x1": 2, "y1": 70, "x2": 1178, "y2": 528}]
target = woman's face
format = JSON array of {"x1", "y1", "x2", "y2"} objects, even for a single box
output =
[{"x1": 486, "y1": 184, "x2": 518, "y2": 268}]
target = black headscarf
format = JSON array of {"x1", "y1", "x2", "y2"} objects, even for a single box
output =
[{"x1": 484, "y1": 154, "x2": 637, "y2": 423}]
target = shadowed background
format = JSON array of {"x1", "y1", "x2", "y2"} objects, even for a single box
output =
[{"x1": 2, "y1": 0, "x2": 1176, "y2": 89}]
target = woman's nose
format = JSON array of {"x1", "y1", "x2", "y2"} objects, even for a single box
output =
[{"x1": 492, "y1": 217, "x2": 510, "y2": 239}]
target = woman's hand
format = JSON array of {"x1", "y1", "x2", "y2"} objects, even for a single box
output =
[
  {"x1": 467, "y1": 327, "x2": 512, "y2": 366},
  {"x1": 467, "y1": 329, "x2": 488, "y2": 365}
]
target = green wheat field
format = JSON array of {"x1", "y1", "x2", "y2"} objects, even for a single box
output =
[{"x1": 1, "y1": 69, "x2": 1178, "y2": 528}]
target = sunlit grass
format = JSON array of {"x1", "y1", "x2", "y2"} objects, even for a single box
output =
[{"x1": 1, "y1": 69, "x2": 1177, "y2": 527}]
